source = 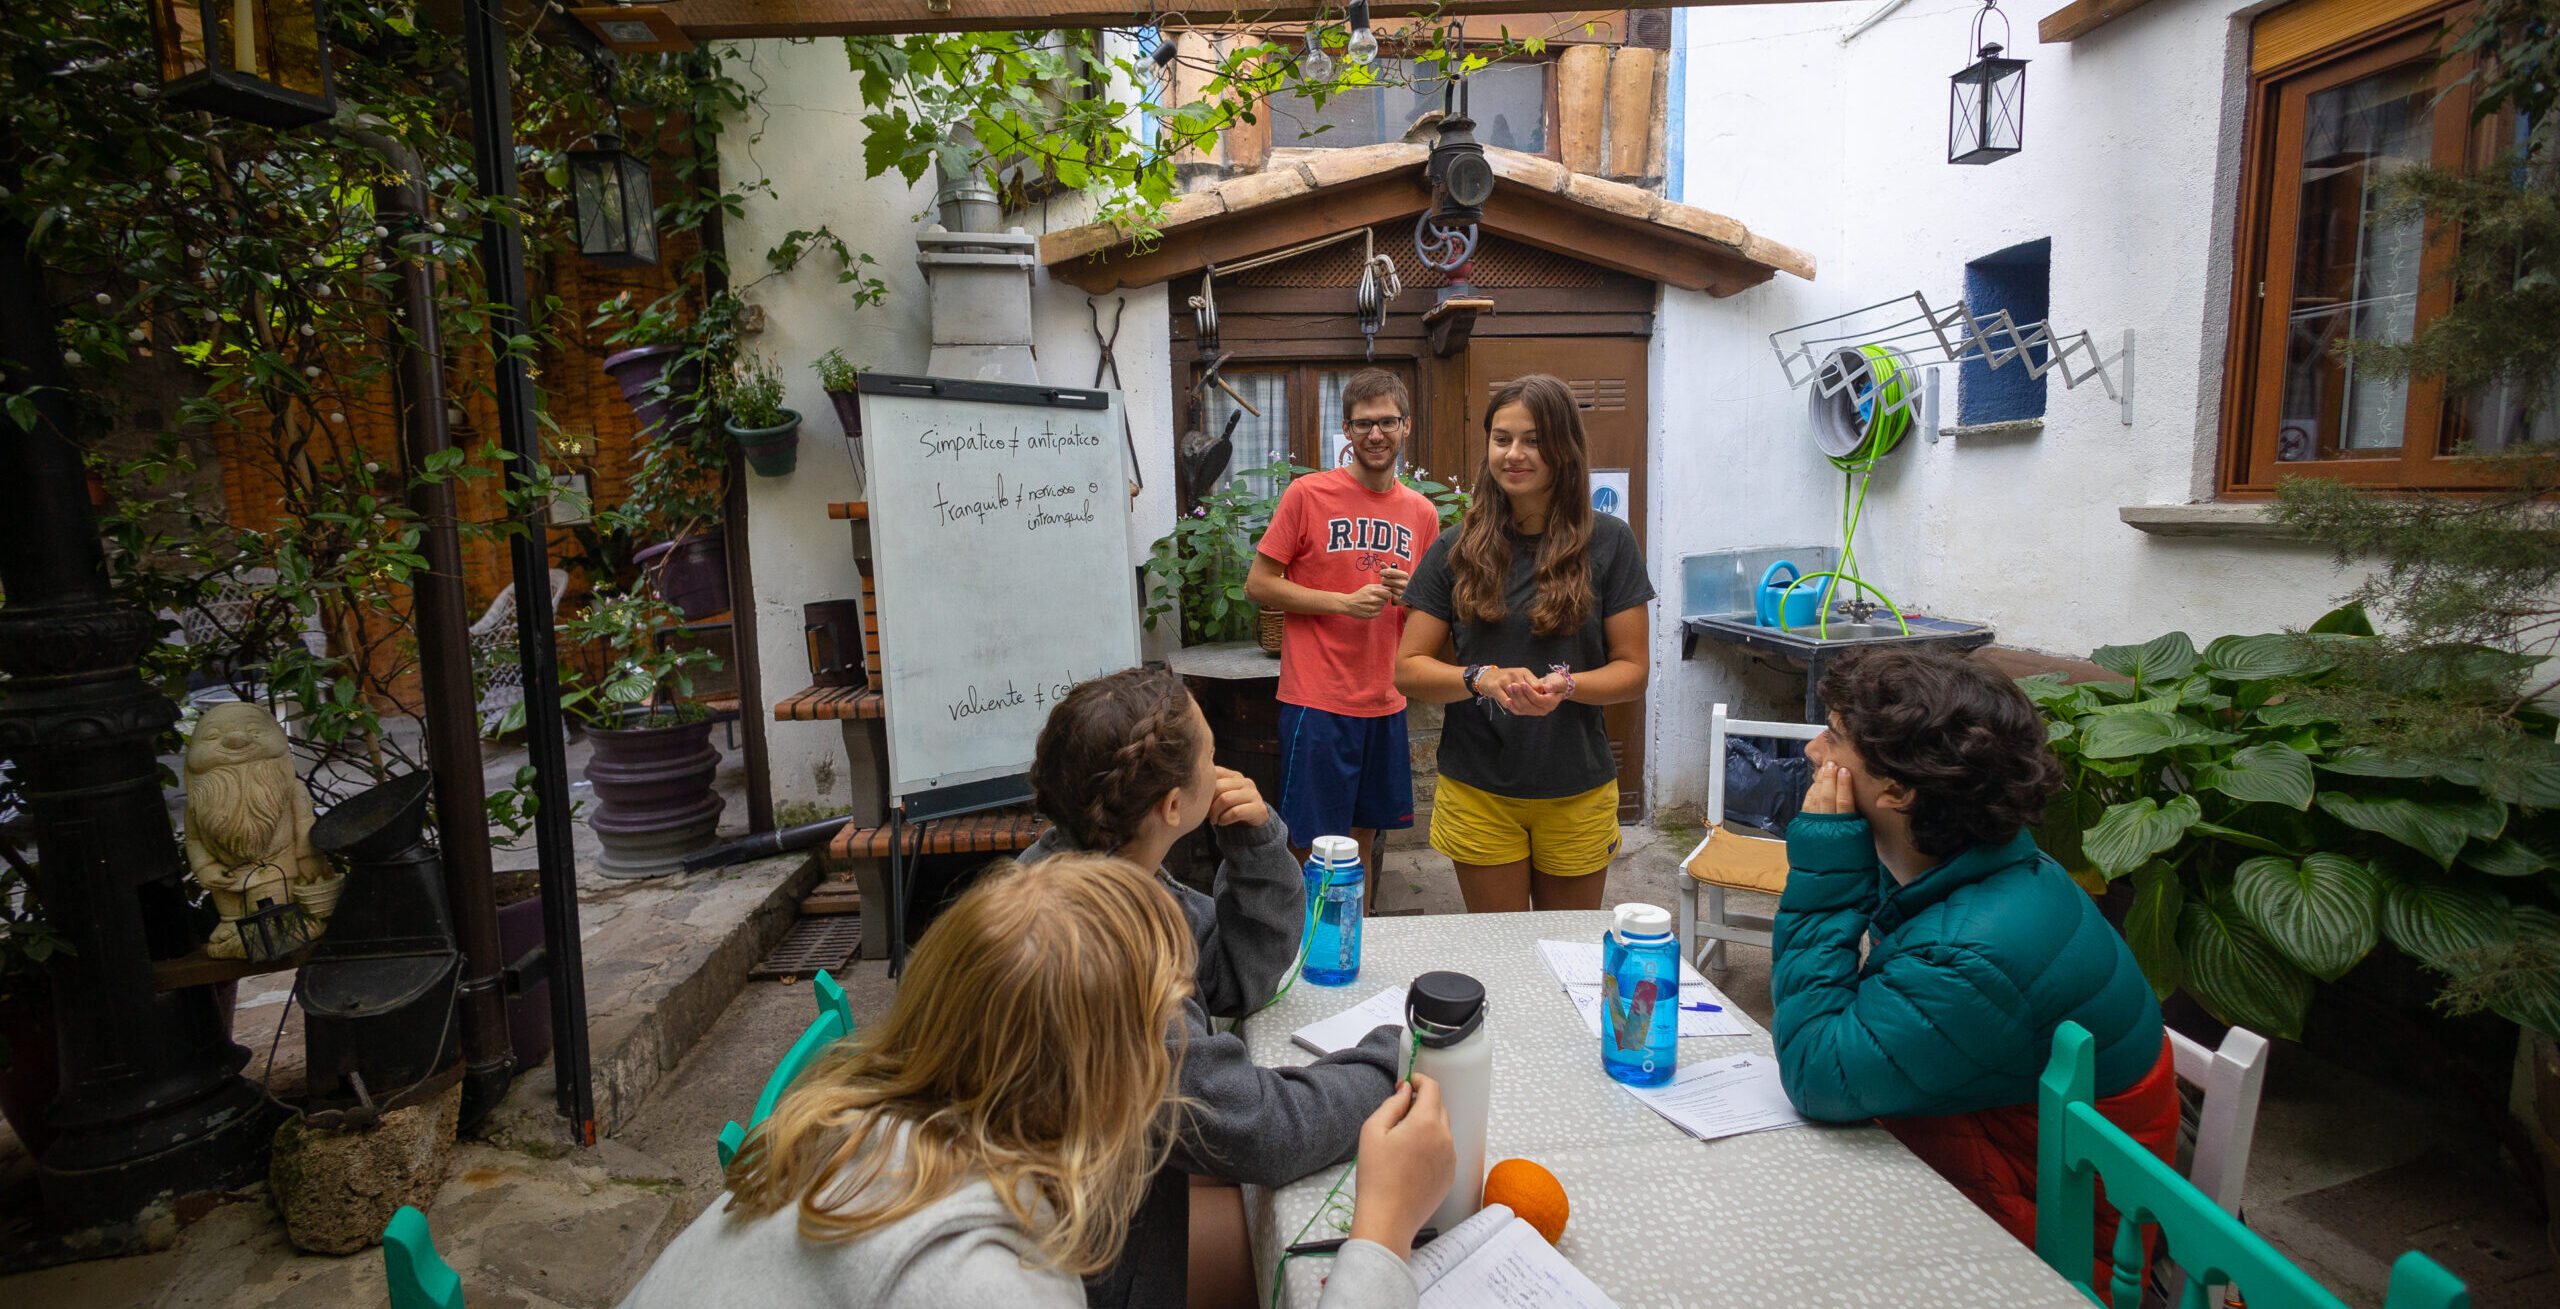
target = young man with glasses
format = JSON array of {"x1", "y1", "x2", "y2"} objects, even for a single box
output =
[{"x1": 1247, "y1": 369, "x2": 1444, "y2": 909}]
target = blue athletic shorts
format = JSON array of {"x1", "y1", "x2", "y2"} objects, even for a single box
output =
[{"x1": 1276, "y1": 704, "x2": 1415, "y2": 850}]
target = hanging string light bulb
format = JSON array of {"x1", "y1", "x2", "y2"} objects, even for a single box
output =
[
  {"x1": 1345, "y1": 0, "x2": 1379, "y2": 67},
  {"x1": 1302, "y1": 27, "x2": 1334, "y2": 83}
]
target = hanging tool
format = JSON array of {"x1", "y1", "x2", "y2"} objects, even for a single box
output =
[
  {"x1": 1198, "y1": 351, "x2": 1260, "y2": 417},
  {"x1": 1183, "y1": 410, "x2": 1242, "y2": 501},
  {"x1": 1356, "y1": 228, "x2": 1402, "y2": 361},
  {"x1": 1188, "y1": 266, "x2": 1220, "y2": 354},
  {"x1": 1088, "y1": 294, "x2": 1142, "y2": 497}
]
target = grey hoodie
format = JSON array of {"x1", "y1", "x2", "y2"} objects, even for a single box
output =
[
  {"x1": 617, "y1": 1158, "x2": 1417, "y2": 1309},
  {"x1": 1019, "y1": 816, "x2": 1402, "y2": 1309}
]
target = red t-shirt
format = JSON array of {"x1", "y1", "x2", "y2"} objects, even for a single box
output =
[{"x1": 1256, "y1": 467, "x2": 1444, "y2": 717}]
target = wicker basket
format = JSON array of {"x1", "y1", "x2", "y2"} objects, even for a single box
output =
[{"x1": 1256, "y1": 606, "x2": 1284, "y2": 655}]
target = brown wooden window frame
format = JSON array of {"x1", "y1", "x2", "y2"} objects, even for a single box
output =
[
  {"x1": 1179, "y1": 358, "x2": 1424, "y2": 515},
  {"x1": 2219, "y1": 3, "x2": 2527, "y2": 495}
]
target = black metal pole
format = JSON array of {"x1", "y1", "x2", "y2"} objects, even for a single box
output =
[
  {"x1": 358, "y1": 128, "x2": 506, "y2": 1111},
  {"x1": 686, "y1": 76, "x2": 774, "y2": 836},
  {"x1": 462, "y1": 0, "x2": 593, "y2": 1140},
  {"x1": 0, "y1": 153, "x2": 276, "y2": 1250}
]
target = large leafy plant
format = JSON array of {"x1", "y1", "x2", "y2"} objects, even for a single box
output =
[
  {"x1": 1144, "y1": 458, "x2": 1304, "y2": 645},
  {"x1": 2027, "y1": 607, "x2": 2560, "y2": 1044}
]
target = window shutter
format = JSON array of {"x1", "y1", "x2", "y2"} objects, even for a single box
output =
[{"x1": 2253, "y1": 0, "x2": 2451, "y2": 74}]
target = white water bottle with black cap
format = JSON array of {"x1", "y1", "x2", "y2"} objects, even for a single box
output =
[{"x1": 1403, "y1": 970, "x2": 1491, "y2": 1233}]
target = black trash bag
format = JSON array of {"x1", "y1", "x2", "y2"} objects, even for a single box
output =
[{"x1": 1725, "y1": 735, "x2": 1814, "y2": 836}]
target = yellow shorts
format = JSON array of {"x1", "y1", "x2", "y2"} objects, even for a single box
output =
[{"x1": 1428, "y1": 775, "x2": 1621, "y2": 876}]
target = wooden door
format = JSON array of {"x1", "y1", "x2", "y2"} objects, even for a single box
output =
[{"x1": 1464, "y1": 337, "x2": 1651, "y2": 820}]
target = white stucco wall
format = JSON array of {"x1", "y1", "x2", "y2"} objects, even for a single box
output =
[
  {"x1": 1643, "y1": 0, "x2": 2377, "y2": 813},
  {"x1": 715, "y1": 38, "x2": 1176, "y2": 812},
  {"x1": 715, "y1": 10, "x2": 2385, "y2": 820}
]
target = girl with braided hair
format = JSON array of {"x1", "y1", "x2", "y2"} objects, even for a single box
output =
[{"x1": 1022, "y1": 667, "x2": 1403, "y2": 1308}]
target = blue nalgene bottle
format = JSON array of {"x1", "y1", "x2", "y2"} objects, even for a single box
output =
[
  {"x1": 1600, "y1": 902, "x2": 1679, "y2": 1086},
  {"x1": 1302, "y1": 834, "x2": 1364, "y2": 987}
]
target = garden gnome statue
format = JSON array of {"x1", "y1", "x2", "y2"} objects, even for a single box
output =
[{"x1": 185, "y1": 702, "x2": 336, "y2": 958}]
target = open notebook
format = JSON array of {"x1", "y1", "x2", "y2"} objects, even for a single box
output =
[{"x1": 1412, "y1": 1203, "x2": 1619, "y2": 1308}]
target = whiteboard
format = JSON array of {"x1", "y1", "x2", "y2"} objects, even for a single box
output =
[{"x1": 855, "y1": 375, "x2": 1141, "y2": 808}]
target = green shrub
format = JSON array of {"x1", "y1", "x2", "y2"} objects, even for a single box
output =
[{"x1": 2028, "y1": 607, "x2": 2560, "y2": 1043}]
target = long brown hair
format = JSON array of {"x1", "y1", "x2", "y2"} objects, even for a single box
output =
[
  {"x1": 723, "y1": 853, "x2": 1196, "y2": 1276},
  {"x1": 1029, "y1": 667, "x2": 1203, "y2": 853},
  {"x1": 1450, "y1": 373, "x2": 1595, "y2": 636}
]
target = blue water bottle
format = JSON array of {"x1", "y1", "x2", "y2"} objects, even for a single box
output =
[
  {"x1": 1600, "y1": 903, "x2": 1678, "y2": 1086},
  {"x1": 1301, "y1": 834, "x2": 1364, "y2": 987}
]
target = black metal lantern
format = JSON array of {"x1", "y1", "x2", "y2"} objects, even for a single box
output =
[
  {"x1": 149, "y1": 0, "x2": 337, "y2": 128},
  {"x1": 1948, "y1": 2, "x2": 2027, "y2": 165},
  {"x1": 568, "y1": 133, "x2": 661, "y2": 268}
]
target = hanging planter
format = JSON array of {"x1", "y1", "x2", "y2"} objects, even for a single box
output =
[
  {"x1": 719, "y1": 351, "x2": 798, "y2": 477},
  {"x1": 727, "y1": 408, "x2": 802, "y2": 478},
  {"x1": 634, "y1": 534, "x2": 730, "y2": 620},
  {"x1": 601, "y1": 344, "x2": 704, "y2": 445},
  {"x1": 814, "y1": 348, "x2": 866, "y2": 481}
]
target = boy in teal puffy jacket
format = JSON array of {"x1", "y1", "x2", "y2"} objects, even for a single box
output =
[{"x1": 1770, "y1": 648, "x2": 2174, "y2": 1252}]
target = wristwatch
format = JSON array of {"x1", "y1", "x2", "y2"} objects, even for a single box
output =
[{"x1": 1462, "y1": 664, "x2": 1487, "y2": 697}]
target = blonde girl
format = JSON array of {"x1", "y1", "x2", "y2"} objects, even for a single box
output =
[{"x1": 616, "y1": 853, "x2": 1449, "y2": 1309}]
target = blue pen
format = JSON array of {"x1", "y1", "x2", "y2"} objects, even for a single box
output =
[{"x1": 1680, "y1": 1000, "x2": 1724, "y2": 1013}]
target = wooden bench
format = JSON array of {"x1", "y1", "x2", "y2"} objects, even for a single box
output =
[
  {"x1": 827, "y1": 807, "x2": 1050, "y2": 860},
  {"x1": 773, "y1": 685, "x2": 884, "y2": 721}
]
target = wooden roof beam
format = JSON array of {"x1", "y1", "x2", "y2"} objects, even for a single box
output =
[
  {"x1": 639, "y1": 0, "x2": 1843, "y2": 42},
  {"x1": 2038, "y1": 0, "x2": 2161, "y2": 43}
]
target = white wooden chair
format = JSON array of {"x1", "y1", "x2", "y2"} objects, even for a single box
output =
[
  {"x1": 2162, "y1": 1023, "x2": 2273, "y2": 1307},
  {"x1": 470, "y1": 569, "x2": 571, "y2": 735},
  {"x1": 1678, "y1": 703, "x2": 1825, "y2": 971}
]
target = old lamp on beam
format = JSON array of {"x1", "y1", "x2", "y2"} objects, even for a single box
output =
[
  {"x1": 1948, "y1": 1, "x2": 2027, "y2": 165},
  {"x1": 1415, "y1": 80, "x2": 1496, "y2": 358},
  {"x1": 149, "y1": 0, "x2": 338, "y2": 128}
]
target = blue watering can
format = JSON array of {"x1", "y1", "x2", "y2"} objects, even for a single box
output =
[{"x1": 1755, "y1": 561, "x2": 1828, "y2": 629}]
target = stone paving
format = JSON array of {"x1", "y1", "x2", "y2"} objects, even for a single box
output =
[{"x1": 2, "y1": 816, "x2": 2550, "y2": 1307}]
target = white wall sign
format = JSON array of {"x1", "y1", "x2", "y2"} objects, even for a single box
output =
[
  {"x1": 1591, "y1": 468, "x2": 1632, "y2": 524},
  {"x1": 855, "y1": 376, "x2": 1142, "y2": 806}
]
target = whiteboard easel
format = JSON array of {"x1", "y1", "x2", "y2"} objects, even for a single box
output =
[{"x1": 854, "y1": 373, "x2": 1143, "y2": 968}]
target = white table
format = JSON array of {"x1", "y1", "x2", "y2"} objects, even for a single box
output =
[{"x1": 1239, "y1": 911, "x2": 2087, "y2": 1308}]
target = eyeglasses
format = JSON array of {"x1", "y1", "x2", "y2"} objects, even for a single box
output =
[{"x1": 1347, "y1": 416, "x2": 1409, "y2": 435}]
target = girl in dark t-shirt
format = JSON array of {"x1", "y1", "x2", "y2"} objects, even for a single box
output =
[{"x1": 1393, "y1": 374, "x2": 1656, "y2": 912}]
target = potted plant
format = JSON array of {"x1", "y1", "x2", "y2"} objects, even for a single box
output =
[
  {"x1": 814, "y1": 347, "x2": 865, "y2": 476},
  {"x1": 596, "y1": 295, "x2": 705, "y2": 449},
  {"x1": 516, "y1": 592, "x2": 728, "y2": 877},
  {"x1": 721, "y1": 352, "x2": 801, "y2": 478},
  {"x1": 1145, "y1": 460, "x2": 1305, "y2": 648},
  {"x1": 2026, "y1": 613, "x2": 2560, "y2": 1220},
  {"x1": 597, "y1": 293, "x2": 742, "y2": 621}
]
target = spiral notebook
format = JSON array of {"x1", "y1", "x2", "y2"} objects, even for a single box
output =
[{"x1": 1412, "y1": 1203, "x2": 1619, "y2": 1308}]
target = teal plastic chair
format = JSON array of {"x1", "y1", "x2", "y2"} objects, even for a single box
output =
[
  {"x1": 2037, "y1": 1022, "x2": 2470, "y2": 1309},
  {"x1": 715, "y1": 988, "x2": 853, "y2": 1170},
  {"x1": 813, "y1": 968, "x2": 852, "y2": 1034},
  {"x1": 382, "y1": 1204, "x2": 463, "y2": 1309}
]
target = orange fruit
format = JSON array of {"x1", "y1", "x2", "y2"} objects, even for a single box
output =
[{"x1": 1482, "y1": 1158, "x2": 1568, "y2": 1245}]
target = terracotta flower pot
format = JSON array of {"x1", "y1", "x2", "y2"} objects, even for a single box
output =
[
  {"x1": 601, "y1": 345, "x2": 704, "y2": 445},
  {"x1": 727, "y1": 408, "x2": 802, "y2": 478},
  {"x1": 584, "y1": 712, "x2": 724, "y2": 877},
  {"x1": 634, "y1": 533, "x2": 731, "y2": 621}
]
